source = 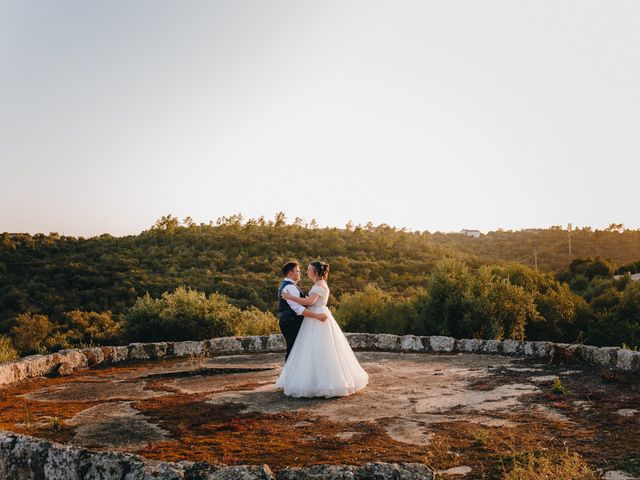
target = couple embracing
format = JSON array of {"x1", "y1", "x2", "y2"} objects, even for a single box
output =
[{"x1": 274, "y1": 261, "x2": 369, "y2": 398}]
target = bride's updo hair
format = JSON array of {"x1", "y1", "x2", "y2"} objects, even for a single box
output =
[{"x1": 310, "y1": 261, "x2": 329, "y2": 280}]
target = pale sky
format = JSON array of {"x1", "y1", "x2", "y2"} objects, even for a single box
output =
[{"x1": 1, "y1": 1, "x2": 639, "y2": 237}]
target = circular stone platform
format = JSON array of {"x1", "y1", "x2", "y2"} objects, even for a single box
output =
[{"x1": 1, "y1": 349, "x2": 639, "y2": 478}]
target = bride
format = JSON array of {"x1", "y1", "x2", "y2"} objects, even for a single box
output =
[{"x1": 275, "y1": 261, "x2": 369, "y2": 398}]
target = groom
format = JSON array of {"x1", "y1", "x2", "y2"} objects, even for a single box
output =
[{"x1": 277, "y1": 261, "x2": 328, "y2": 362}]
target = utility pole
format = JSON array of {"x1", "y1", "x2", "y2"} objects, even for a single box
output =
[{"x1": 568, "y1": 223, "x2": 572, "y2": 256}]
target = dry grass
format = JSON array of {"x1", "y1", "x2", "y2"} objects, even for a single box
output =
[
  {"x1": 134, "y1": 393, "x2": 431, "y2": 470},
  {"x1": 501, "y1": 449, "x2": 598, "y2": 480},
  {"x1": 0, "y1": 377, "x2": 92, "y2": 443}
]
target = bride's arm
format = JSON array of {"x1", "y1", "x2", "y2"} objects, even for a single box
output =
[{"x1": 281, "y1": 292, "x2": 320, "y2": 306}]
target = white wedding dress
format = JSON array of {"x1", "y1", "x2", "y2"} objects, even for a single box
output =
[{"x1": 275, "y1": 283, "x2": 369, "y2": 398}]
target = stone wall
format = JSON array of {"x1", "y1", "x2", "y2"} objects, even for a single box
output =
[
  {"x1": 1, "y1": 333, "x2": 639, "y2": 388},
  {"x1": 0, "y1": 431, "x2": 433, "y2": 480}
]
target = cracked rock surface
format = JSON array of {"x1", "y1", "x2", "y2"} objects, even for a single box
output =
[{"x1": 1, "y1": 350, "x2": 639, "y2": 478}]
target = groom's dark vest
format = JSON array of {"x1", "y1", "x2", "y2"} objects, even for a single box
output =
[{"x1": 277, "y1": 280, "x2": 307, "y2": 321}]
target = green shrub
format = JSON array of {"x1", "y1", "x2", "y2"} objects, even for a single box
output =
[
  {"x1": 61, "y1": 310, "x2": 123, "y2": 345},
  {"x1": 236, "y1": 307, "x2": 279, "y2": 336},
  {"x1": 335, "y1": 284, "x2": 417, "y2": 334},
  {"x1": 11, "y1": 312, "x2": 52, "y2": 354},
  {"x1": 586, "y1": 280, "x2": 640, "y2": 348},
  {"x1": 43, "y1": 331, "x2": 75, "y2": 352},
  {"x1": 411, "y1": 260, "x2": 537, "y2": 340},
  {"x1": 498, "y1": 264, "x2": 583, "y2": 342},
  {"x1": 125, "y1": 286, "x2": 244, "y2": 342},
  {"x1": 551, "y1": 378, "x2": 569, "y2": 395},
  {"x1": 412, "y1": 258, "x2": 473, "y2": 337},
  {"x1": 464, "y1": 268, "x2": 537, "y2": 341},
  {"x1": 0, "y1": 335, "x2": 19, "y2": 362},
  {"x1": 551, "y1": 378, "x2": 568, "y2": 395}
]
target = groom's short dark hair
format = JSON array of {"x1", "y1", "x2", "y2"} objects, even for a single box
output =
[{"x1": 282, "y1": 261, "x2": 299, "y2": 277}]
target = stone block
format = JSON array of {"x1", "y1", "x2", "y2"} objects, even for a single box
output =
[
  {"x1": 210, "y1": 337, "x2": 243, "y2": 355},
  {"x1": 595, "y1": 347, "x2": 620, "y2": 367},
  {"x1": 173, "y1": 341, "x2": 206, "y2": 358},
  {"x1": 147, "y1": 342, "x2": 172, "y2": 359},
  {"x1": 501, "y1": 340, "x2": 524, "y2": 355},
  {"x1": 128, "y1": 343, "x2": 151, "y2": 361},
  {"x1": 455, "y1": 338, "x2": 485, "y2": 353},
  {"x1": 482, "y1": 340, "x2": 501, "y2": 353},
  {"x1": 400, "y1": 335, "x2": 424, "y2": 352},
  {"x1": 240, "y1": 336, "x2": 267, "y2": 353},
  {"x1": 266, "y1": 334, "x2": 286, "y2": 352},
  {"x1": 616, "y1": 349, "x2": 640, "y2": 371},
  {"x1": 0, "y1": 363, "x2": 17, "y2": 385},
  {"x1": 429, "y1": 336, "x2": 455, "y2": 352},
  {"x1": 55, "y1": 349, "x2": 88, "y2": 376},
  {"x1": 344, "y1": 333, "x2": 376, "y2": 350},
  {"x1": 373, "y1": 334, "x2": 400, "y2": 351},
  {"x1": 523, "y1": 341, "x2": 553, "y2": 358},
  {"x1": 81, "y1": 348, "x2": 105, "y2": 367}
]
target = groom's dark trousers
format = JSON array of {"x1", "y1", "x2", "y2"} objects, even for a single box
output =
[
  {"x1": 279, "y1": 316, "x2": 303, "y2": 362},
  {"x1": 277, "y1": 279, "x2": 307, "y2": 362}
]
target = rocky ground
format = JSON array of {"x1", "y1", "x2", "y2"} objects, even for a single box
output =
[{"x1": 0, "y1": 351, "x2": 638, "y2": 478}]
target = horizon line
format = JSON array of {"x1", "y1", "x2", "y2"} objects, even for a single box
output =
[{"x1": 2, "y1": 215, "x2": 637, "y2": 239}]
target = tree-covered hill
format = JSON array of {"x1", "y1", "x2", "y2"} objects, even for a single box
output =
[
  {"x1": 0, "y1": 214, "x2": 455, "y2": 327},
  {"x1": 1, "y1": 215, "x2": 639, "y2": 332},
  {"x1": 431, "y1": 224, "x2": 640, "y2": 272}
]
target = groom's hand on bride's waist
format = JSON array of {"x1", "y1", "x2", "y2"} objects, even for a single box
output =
[{"x1": 302, "y1": 309, "x2": 328, "y2": 322}]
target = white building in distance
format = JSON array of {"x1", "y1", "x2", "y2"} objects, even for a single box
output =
[
  {"x1": 614, "y1": 273, "x2": 640, "y2": 282},
  {"x1": 460, "y1": 229, "x2": 482, "y2": 238}
]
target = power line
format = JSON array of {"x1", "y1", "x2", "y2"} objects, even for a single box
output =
[
  {"x1": 512, "y1": 252, "x2": 536, "y2": 264},
  {"x1": 510, "y1": 238, "x2": 570, "y2": 269},
  {"x1": 534, "y1": 238, "x2": 569, "y2": 256}
]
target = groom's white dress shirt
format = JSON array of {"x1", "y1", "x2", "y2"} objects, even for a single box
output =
[{"x1": 282, "y1": 278, "x2": 305, "y2": 316}]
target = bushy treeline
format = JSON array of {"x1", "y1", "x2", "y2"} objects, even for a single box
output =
[
  {"x1": 336, "y1": 256, "x2": 639, "y2": 349},
  {"x1": 1, "y1": 287, "x2": 279, "y2": 359},
  {"x1": 336, "y1": 259, "x2": 585, "y2": 342},
  {"x1": 557, "y1": 257, "x2": 640, "y2": 349},
  {"x1": 1, "y1": 257, "x2": 638, "y2": 360}
]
